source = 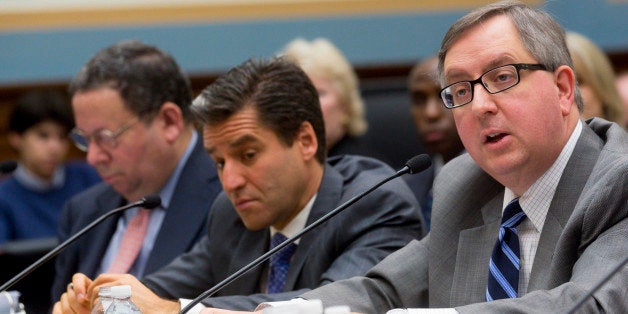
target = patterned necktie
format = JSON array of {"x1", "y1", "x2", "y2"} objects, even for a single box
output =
[
  {"x1": 267, "y1": 233, "x2": 298, "y2": 293},
  {"x1": 486, "y1": 198, "x2": 526, "y2": 301},
  {"x1": 107, "y1": 208, "x2": 151, "y2": 274}
]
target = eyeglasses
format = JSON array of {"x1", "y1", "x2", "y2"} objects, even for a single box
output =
[
  {"x1": 439, "y1": 63, "x2": 548, "y2": 109},
  {"x1": 70, "y1": 117, "x2": 139, "y2": 152}
]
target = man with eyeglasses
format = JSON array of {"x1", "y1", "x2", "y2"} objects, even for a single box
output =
[
  {"x1": 50, "y1": 40, "x2": 222, "y2": 303},
  {"x1": 223, "y1": 1, "x2": 626, "y2": 313}
]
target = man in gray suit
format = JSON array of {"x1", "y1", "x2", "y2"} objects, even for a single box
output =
[
  {"x1": 221, "y1": 1, "x2": 625, "y2": 313},
  {"x1": 54, "y1": 57, "x2": 424, "y2": 313},
  {"x1": 288, "y1": 1, "x2": 627, "y2": 313}
]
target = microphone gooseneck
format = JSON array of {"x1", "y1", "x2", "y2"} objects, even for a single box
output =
[
  {"x1": 0, "y1": 194, "x2": 162, "y2": 292},
  {"x1": 179, "y1": 154, "x2": 431, "y2": 314}
]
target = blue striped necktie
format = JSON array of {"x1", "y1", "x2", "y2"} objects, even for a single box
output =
[
  {"x1": 267, "y1": 233, "x2": 297, "y2": 293},
  {"x1": 486, "y1": 198, "x2": 526, "y2": 301}
]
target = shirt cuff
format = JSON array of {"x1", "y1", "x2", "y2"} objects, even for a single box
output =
[
  {"x1": 179, "y1": 298, "x2": 206, "y2": 314},
  {"x1": 255, "y1": 298, "x2": 312, "y2": 311},
  {"x1": 387, "y1": 308, "x2": 458, "y2": 314}
]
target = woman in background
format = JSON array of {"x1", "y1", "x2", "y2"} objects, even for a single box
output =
[
  {"x1": 281, "y1": 38, "x2": 389, "y2": 161},
  {"x1": 566, "y1": 31, "x2": 624, "y2": 126}
]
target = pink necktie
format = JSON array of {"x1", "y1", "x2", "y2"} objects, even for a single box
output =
[{"x1": 107, "y1": 209, "x2": 150, "y2": 273}]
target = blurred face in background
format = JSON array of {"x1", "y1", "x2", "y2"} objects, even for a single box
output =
[
  {"x1": 409, "y1": 57, "x2": 463, "y2": 162},
  {"x1": 9, "y1": 121, "x2": 70, "y2": 180},
  {"x1": 572, "y1": 55, "x2": 604, "y2": 119},
  {"x1": 308, "y1": 74, "x2": 348, "y2": 150},
  {"x1": 616, "y1": 72, "x2": 628, "y2": 127}
]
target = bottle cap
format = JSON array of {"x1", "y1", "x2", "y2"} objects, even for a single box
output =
[
  {"x1": 109, "y1": 285, "x2": 131, "y2": 298},
  {"x1": 97, "y1": 286, "x2": 112, "y2": 297}
]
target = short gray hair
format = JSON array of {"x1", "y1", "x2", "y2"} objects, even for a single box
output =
[{"x1": 437, "y1": 0, "x2": 583, "y2": 111}]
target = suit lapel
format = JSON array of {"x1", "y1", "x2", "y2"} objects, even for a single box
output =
[
  {"x1": 450, "y1": 194, "x2": 503, "y2": 306},
  {"x1": 528, "y1": 123, "x2": 603, "y2": 290},
  {"x1": 226, "y1": 229, "x2": 269, "y2": 294},
  {"x1": 146, "y1": 136, "x2": 220, "y2": 274},
  {"x1": 82, "y1": 190, "x2": 125, "y2": 276},
  {"x1": 284, "y1": 164, "x2": 343, "y2": 290}
]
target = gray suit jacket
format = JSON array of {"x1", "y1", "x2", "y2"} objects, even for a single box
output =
[
  {"x1": 142, "y1": 155, "x2": 424, "y2": 310},
  {"x1": 303, "y1": 118, "x2": 627, "y2": 313},
  {"x1": 51, "y1": 135, "x2": 222, "y2": 301}
]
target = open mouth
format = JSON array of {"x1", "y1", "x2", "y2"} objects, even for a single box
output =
[{"x1": 486, "y1": 133, "x2": 507, "y2": 143}]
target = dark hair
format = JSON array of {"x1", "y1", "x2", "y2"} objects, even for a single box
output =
[
  {"x1": 9, "y1": 89, "x2": 74, "y2": 134},
  {"x1": 69, "y1": 40, "x2": 193, "y2": 122},
  {"x1": 191, "y1": 57, "x2": 327, "y2": 163},
  {"x1": 437, "y1": 0, "x2": 583, "y2": 111}
]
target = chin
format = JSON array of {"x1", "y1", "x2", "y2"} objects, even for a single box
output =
[{"x1": 241, "y1": 218, "x2": 269, "y2": 232}]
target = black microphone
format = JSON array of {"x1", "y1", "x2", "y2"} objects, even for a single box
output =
[
  {"x1": 0, "y1": 194, "x2": 161, "y2": 292},
  {"x1": 565, "y1": 255, "x2": 628, "y2": 314},
  {"x1": 0, "y1": 161, "x2": 17, "y2": 174},
  {"x1": 179, "y1": 154, "x2": 432, "y2": 313}
]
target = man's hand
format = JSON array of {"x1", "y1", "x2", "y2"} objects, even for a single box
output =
[
  {"x1": 52, "y1": 273, "x2": 93, "y2": 314},
  {"x1": 89, "y1": 273, "x2": 180, "y2": 314}
]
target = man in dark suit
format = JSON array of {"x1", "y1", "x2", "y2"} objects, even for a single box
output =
[
  {"x1": 290, "y1": 1, "x2": 626, "y2": 313},
  {"x1": 51, "y1": 40, "x2": 222, "y2": 302},
  {"x1": 405, "y1": 55, "x2": 465, "y2": 230},
  {"x1": 53, "y1": 57, "x2": 424, "y2": 313}
]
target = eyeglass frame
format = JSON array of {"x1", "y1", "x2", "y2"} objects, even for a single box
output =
[
  {"x1": 439, "y1": 63, "x2": 548, "y2": 109},
  {"x1": 70, "y1": 117, "x2": 140, "y2": 152}
]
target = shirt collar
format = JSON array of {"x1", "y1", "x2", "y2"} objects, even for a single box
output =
[
  {"x1": 504, "y1": 120, "x2": 583, "y2": 232},
  {"x1": 270, "y1": 194, "x2": 317, "y2": 245},
  {"x1": 14, "y1": 163, "x2": 65, "y2": 191}
]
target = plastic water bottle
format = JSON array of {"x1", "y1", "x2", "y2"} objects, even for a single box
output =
[
  {"x1": 104, "y1": 285, "x2": 141, "y2": 314},
  {"x1": 90, "y1": 286, "x2": 113, "y2": 314}
]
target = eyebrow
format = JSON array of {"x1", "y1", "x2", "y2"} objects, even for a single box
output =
[
  {"x1": 205, "y1": 134, "x2": 260, "y2": 155},
  {"x1": 445, "y1": 56, "x2": 517, "y2": 83}
]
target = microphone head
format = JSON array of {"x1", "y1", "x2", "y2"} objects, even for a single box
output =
[
  {"x1": 140, "y1": 194, "x2": 162, "y2": 209},
  {"x1": 406, "y1": 154, "x2": 432, "y2": 174},
  {"x1": 0, "y1": 160, "x2": 18, "y2": 174}
]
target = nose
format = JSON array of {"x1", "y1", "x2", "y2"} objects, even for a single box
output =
[
  {"x1": 220, "y1": 161, "x2": 246, "y2": 193},
  {"x1": 470, "y1": 83, "x2": 498, "y2": 116},
  {"x1": 85, "y1": 142, "x2": 110, "y2": 166},
  {"x1": 425, "y1": 96, "x2": 444, "y2": 120},
  {"x1": 46, "y1": 136, "x2": 69, "y2": 153}
]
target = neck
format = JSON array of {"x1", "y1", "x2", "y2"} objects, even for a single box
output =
[{"x1": 273, "y1": 162, "x2": 324, "y2": 230}]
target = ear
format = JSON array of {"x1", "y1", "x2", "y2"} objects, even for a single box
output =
[
  {"x1": 7, "y1": 132, "x2": 22, "y2": 152},
  {"x1": 295, "y1": 121, "x2": 318, "y2": 162},
  {"x1": 156, "y1": 102, "x2": 184, "y2": 143},
  {"x1": 554, "y1": 65, "x2": 577, "y2": 116}
]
